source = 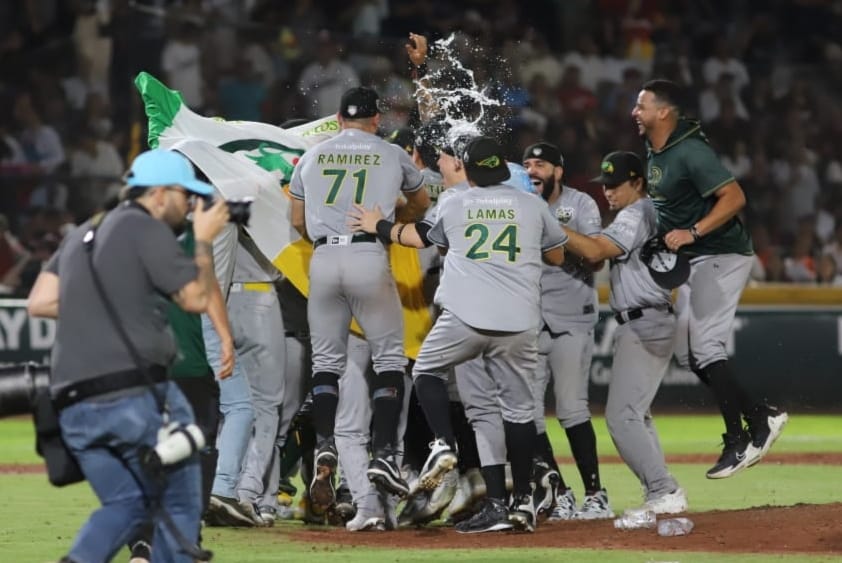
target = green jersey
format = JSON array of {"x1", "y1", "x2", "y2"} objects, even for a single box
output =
[
  {"x1": 645, "y1": 119, "x2": 753, "y2": 256},
  {"x1": 167, "y1": 227, "x2": 213, "y2": 378}
]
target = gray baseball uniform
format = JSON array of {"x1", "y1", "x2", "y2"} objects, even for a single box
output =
[
  {"x1": 534, "y1": 186, "x2": 602, "y2": 432},
  {"x1": 413, "y1": 184, "x2": 567, "y2": 433},
  {"x1": 600, "y1": 197, "x2": 680, "y2": 500},
  {"x1": 288, "y1": 128, "x2": 423, "y2": 377}
]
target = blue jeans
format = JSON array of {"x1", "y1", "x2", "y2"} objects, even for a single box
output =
[
  {"x1": 201, "y1": 314, "x2": 254, "y2": 499},
  {"x1": 59, "y1": 382, "x2": 202, "y2": 563}
]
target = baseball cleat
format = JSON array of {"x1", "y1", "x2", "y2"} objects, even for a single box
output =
[
  {"x1": 706, "y1": 431, "x2": 752, "y2": 479},
  {"x1": 310, "y1": 441, "x2": 338, "y2": 511},
  {"x1": 572, "y1": 489, "x2": 614, "y2": 520},
  {"x1": 416, "y1": 439, "x2": 458, "y2": 493},
  {"x1": 345, "y1": 512, "x2": 386, "y2": 532},
  {"x1": 745, "y1": 407, "x2": 788, "y2": 467},
  {"x1": 327, "y1": 486, "x2": 356, "y2": 526},
  {"x1": 547, "y1": 488, "x2": 577, "y2": 521},
  {"x1": 398, "y1": 490, "x2": 432, "y2": 527},
  {"x1": 643, "y1": 487, "x2": 688, "y2": 515},
  {"x1": 206, "y1": 494, "x2": 257, "y2": 527},
  {"x1": 367, "y1": 454, "x2": 410, "y2": 498},
  {"x1": 508, "y1": 493, "x2": 536, "y2": 532},
  {"x1": 455, "y1": 497, "x2": 513, "y2": 534},
  {"x1": 532, "y1": 460, "x2": 560, "y2": 517}
]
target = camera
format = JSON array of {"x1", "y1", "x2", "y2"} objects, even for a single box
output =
[
  {"x1": 141, "y1": 421, "x2": 206, "y2": 475},
  {"x1": 0, "y1": 363, "x2": 50, "y2": 418},
  {"x1": 202, "y1": 196, "x2": 254, "y2": 226}
]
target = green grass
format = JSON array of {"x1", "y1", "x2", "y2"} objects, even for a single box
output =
[{"x1": 2, "y1": 414, "x2": 841, "y2": 562}]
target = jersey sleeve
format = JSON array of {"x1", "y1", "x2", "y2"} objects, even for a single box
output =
[
  {"x1": 135, "y1": 218, "x2": 198, "y2": 297},
  {"x1": 685, "y1": 138, "x2": 735, "y2": 198},
  {"x1": 540, "y1": 204, "x2": 568, "y2": 250},
  {"x1": 397, "y1": 148, "x2": 424, "y2": 193},
  {"x1": 578, "y1": 193, "x2": 603, "y2": 236},
  {"x1": 426, "y1": 195, "x2": 453, "y2": 248},
  {"x1": 601, "y1": 205, "x2": 644, "y2": 260},
  {"x1": 44, "y1": 249, "x2": 60, "y2": 275},
  {"x1": 288, "y1": 155, "x2": 306, "y2": 200}
]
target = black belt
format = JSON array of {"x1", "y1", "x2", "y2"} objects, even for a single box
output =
[
  {"x1": 53, "y1": 365, "x2": 168, "y2": 410},
  {"x1": 614, "y1": 304, "x2": 674, "y2": 325},
  {"x1": 313, "y1": 233, "x2": 379, "y2": 249}
]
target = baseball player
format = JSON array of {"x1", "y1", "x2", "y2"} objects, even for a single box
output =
[
  {"x1": 633, "y1": 79, "x2": 787, "y2": 479},
  {"x1": 563, "y1": 151, "x2": 688, "y2": 514},
  {"x1": 522, "y1": 142, "x2": 612, "y2": 520},
  {"x1": 289, "y1": 86, "x2": 429, "y2": 511},
  {"x1": 353, "y1": 137, "x2": 567, "y2": 533}
]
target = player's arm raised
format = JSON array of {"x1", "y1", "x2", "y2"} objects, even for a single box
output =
[{"x1": 563, "y1": 228, "x2": 623, "y2": 262}]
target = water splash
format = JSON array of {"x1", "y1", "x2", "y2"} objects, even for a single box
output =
[{"x1": 414, "y1": 33, "x2": 505, "y2": 149}]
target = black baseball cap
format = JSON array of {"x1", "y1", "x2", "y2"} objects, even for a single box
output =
[
  {"x1": 462, "y1": 136, "x2": 511, "y2": 187},
  {"x1": 641, "y1": 236, "x2": 691, "y2": 290},
  {"x1": 387, "y1": 127, "x2": 415, "y2": 156},
  {"x1": 591, "y1": 151, "x2": 644, "y2": 186},
  {"x1": 339, "y1": 87, "x2": 380, "y2": 119},
  {"x1": 522, "y1": 142, "x2": 564, "y2": 167}
]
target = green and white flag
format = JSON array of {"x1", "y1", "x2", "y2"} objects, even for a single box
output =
[{"x1": 134, "y1": 71, "x2": 339, "y2": 289}]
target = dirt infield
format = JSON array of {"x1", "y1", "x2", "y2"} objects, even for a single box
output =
[
  {"x1": 292, "y1": 503, "x2": 842, "y2": 555},
  {"x1": 4, "y1": 451, "x2": 842, "y2": 474}
]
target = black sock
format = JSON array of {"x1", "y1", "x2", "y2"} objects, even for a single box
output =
[
  {"x1": 504, "y1": 420, "x2": 536, "y2": 497},
  {"x1": 565, "y1": 421, "x2": 601, "y2": 493},
  {"x1": 371, "y1": 371, "x2": 405, "y2": 453},
  {"x1": 311, "y1": 372, "x2": 339, "y2": 442},
  {"x1": 536, "y1": 432, "x2": 567, "y2": 489},
  {"x1": 403, "y1": 387, "x2": 434, "y2": 470},
  {"x1": 451, "y1": 401, "x2": 480, "y2": 471},
  {"x1": 705, "y1": 360, "x2": 752, "y2": 437},
  {"x1": 414, "y1": 375, "x2": 455, "y2": 446},
  {"x1": 481, "y1": 464, "x2": 507, "y2": 501}
]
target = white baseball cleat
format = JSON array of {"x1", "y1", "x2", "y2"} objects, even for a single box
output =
[
  {"x1": 643, "y1": 487, "x2": 688, "y2": 515},
  {"x1": 416, "y1": 439, "x2": 458, "y2": 492}
]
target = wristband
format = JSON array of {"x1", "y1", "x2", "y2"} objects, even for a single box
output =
[
  {"x1": 396, "y1": 223, "x2": 407, "y2": 245},
  {"x1": 689, "y1": 225, "x2": 702, "y2": 241},
  {"x1": 376, "y1": 219, "x2": 395, "y2": 243}
]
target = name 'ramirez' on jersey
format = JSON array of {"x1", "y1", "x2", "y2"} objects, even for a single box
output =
[
  {"x1": 542, "y1": 186, "x2": 603, "y2": 332},
  {"x1": 427, "y1": 185, "x2": 567, "y2": 332}
]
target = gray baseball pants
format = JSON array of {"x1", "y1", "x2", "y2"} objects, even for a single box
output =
[{"x1": 533, "y1": 328, "x2": 594, "y2": 431}]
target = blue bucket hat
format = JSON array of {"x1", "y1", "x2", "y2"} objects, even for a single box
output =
[{"x1": 125, "y1": 149, "x2": 214, "y2": 196}]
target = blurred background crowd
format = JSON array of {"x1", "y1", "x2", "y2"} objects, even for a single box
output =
[{"x1": 1, "y1": 0, "x2": 842, "y2": 298}]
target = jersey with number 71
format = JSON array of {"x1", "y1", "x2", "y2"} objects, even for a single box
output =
[
  {"x1": 288, "y1": 128, "x2": 424, "y2": 241},
  {"x1": 426, "y1": 185, "x2": 567, "y2": 332}
]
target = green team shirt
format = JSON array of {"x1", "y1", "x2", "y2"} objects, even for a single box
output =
[
  {"x1": 645, "y1": 119, "x2": 753, "y2": 256},
  {"x1": 167, "y1": 227, "x2": 213, "y2": 379}
]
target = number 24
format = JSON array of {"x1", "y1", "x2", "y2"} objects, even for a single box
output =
[{"x1": 465, "y1": 224, "x2": 520, "y2": 262}]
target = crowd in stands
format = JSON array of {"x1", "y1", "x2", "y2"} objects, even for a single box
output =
[{"x1": 1, "y1": 0, "x2": 841, "y2": 294}]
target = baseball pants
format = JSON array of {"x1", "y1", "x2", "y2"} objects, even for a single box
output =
[
  {"x1": 454, "y1": 357, "x2": 507, "y2": 467},
  {"x1": 534, "y1": 328, "x2": 595, "y2": 432},
  {"x1": 604, "y1": 309, "x2": 679, "y2": 501}
]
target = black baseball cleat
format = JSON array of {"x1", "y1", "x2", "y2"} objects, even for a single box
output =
[
  {"x1": 454, "y1": 497, "x2": 513, "y2": 534},
  {"x1": 706, "y1": 431, "x2": 752, "y2": 479},
  {"x1": 532, "y1": 459, "x2": 560, "y2": 518},
  {"x1": 367, "y1": 453, "x2": 410, "y2": 498},
  {"x1": 509, "y1": 493, "x2": 537, "y2": 532},
  {"x1": 310, "y1": 440, "x2": 338, "y2": 511},
  {"x1": 745, "y1": 406, "x2": 789, "y2": 467}
]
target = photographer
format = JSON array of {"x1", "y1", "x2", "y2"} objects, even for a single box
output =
[{"x1": 27, "y1": 149, "x2": 229, "y2": 563}]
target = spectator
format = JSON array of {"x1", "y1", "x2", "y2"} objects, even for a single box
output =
[
  {"x1": 161, "y1": 22, "x2": 205, "y2": 110},
  {"x1": 297, "y1": 31, "x2": 360, "y2": 119}
]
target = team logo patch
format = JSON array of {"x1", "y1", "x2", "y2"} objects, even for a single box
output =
[
  {"x1": 531, "y1": 147, "x2": 543, "y2": 157},
  {"x1": 648, "y1": 165, "x2": 663, "y2": 187},
  {"x1": 477, "y1": 156, "x2": 500, "y2": 168},
  {"x1": 555, "y1": 206, "x2": 574, "y2": 224},
  {"x1": 346, "y1": 105, "x2": 359, "y2": 116},
  {"x1": 601, "y1": 161, "x2": 614, "y2": 174},
  {"x1": 649, "y1": 250, "x2": 677, "y2": 273},
  {"x1": 218, "y1": 139, "x2": 305, "y2": 184}
]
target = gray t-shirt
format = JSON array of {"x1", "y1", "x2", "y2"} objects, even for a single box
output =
[
  {"x1": 541, "y1": 186, "x2": 602, "y2": 331},
  {"x1": 428, "y1": 185, "x2": 567, "y2": 332},
  {"x1": 601, "y1": 197, "x2": 672, "y2": 311},
  {"x1": 289, "y1": 128, "x2": 424, "y2": 241},
  {"x1": 47, "y1": 202, "x2": 198, "y2": 389}
]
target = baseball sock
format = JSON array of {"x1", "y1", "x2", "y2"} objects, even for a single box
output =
[
  {"x1": 414, "y1": 374, "x2": 455, "y2": 447},
  {"x1": 504, "y1": 420, "x2": 537, "y2": 497},
  {"x1": 704, "y1": 360, "x2": 751, "y2": 437},
  {"x1": 371, "y1": 371, "x2": 405, "y2": 453},
  {"x1": 481, "y1": 464, "x2": 507, "y2": 501},
  {"x1": 535, "y1": 432, "x2": 563, "y2": 475},
  {"x1": 311, "y1": 371, "x2": 339, "y2": 442},
  {"x1": 565, "y1": 421, "x2": 602, "y2": 494},
  {"x1": 451, "y1": 401, "x2": 481, "y2": 471}
]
